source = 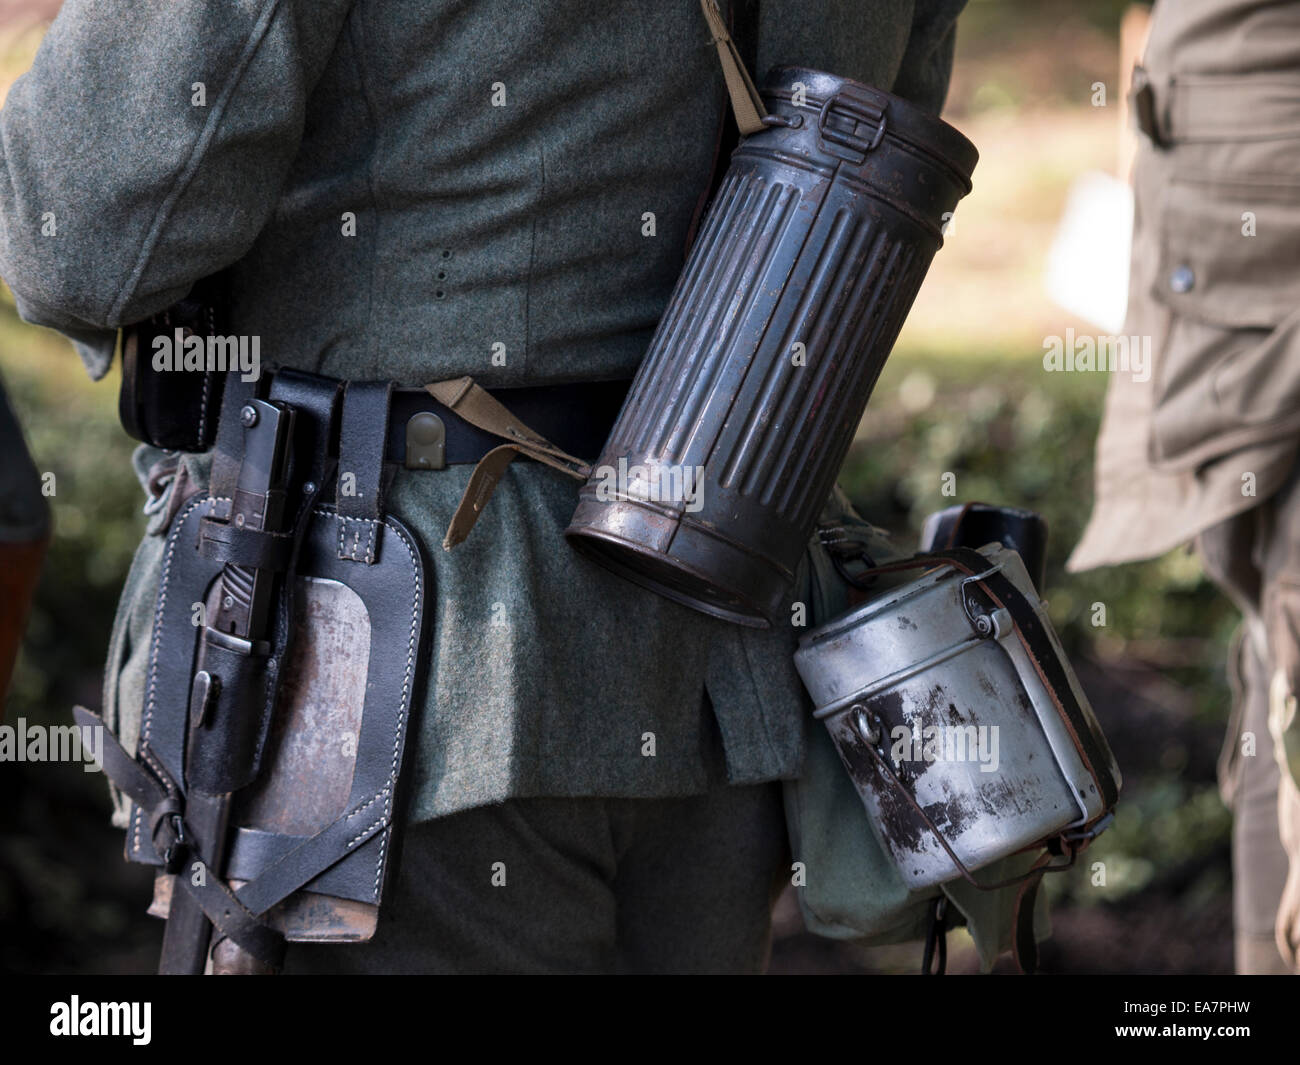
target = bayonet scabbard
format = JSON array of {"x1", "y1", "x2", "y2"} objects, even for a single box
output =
[{"x1": 158, "y1": 399, "x2": 296, "y2": 974}]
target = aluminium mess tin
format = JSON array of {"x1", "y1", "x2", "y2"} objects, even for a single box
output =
[{"x1": 794, "y1": 545, "x2": 1121, "y2": 889}]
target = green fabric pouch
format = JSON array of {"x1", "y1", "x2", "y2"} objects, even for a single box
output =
[
  {"x1": 782, "y1": 486, "x2": 1048, "y2": 971},
  {"x1": 101, "y1": 445, "x2": 211, "y2": 829}
]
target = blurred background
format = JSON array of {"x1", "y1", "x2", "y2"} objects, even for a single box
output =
[{"x1": 0, "y1": 0, "x2": 1238, "y2": 975}]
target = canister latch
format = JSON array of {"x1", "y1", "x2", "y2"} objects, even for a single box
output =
[{"x1": 817, "y1": 92, "x2": 888, "y2": 159}]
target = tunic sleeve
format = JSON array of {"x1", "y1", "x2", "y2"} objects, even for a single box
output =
[
  {"x1": 756, "y1": 0, "x2": 965, "y2": 115},
  {"x1": 0, "y1": 0, "x2": 355, "y2": 378}
]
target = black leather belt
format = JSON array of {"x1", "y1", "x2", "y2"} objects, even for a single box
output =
[{"x1": 386, "y1": 378, "x2": 630, "y2": 469}]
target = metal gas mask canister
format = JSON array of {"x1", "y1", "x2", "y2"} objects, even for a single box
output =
[{"x1": 566, "y1": 67, "x2": 978, "y2": 627}]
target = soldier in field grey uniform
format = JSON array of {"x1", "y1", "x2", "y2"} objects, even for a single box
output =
[
  {"x1": 1071, "y1": 0, "x2": 1300, "y2": 974},
  {"x1": 0, "y1": 0, "x2": 966, "y2": 972}
]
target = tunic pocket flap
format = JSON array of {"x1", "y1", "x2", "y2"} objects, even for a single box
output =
[{"x1": 1154, "y1": 175, "x2": 1300, "y2": 331}]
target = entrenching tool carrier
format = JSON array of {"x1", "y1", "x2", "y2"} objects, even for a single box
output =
[{"x1": 81, "y1": 370, "x2": 429, "y2": 973}]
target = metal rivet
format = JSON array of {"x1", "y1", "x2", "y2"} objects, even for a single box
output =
[
  {"x1": 240, "y1": 405, "x2": 259, "y2": 427},
  {"x1": 189, "y1": 670, "x2": 217, "y2": 728},
  {"x1": 1169, "y1": 265, "x2": 1195, "y2": 294},
  {"x1": 302, "y1": 481, "x2": 317, "y2": 496},
  {"x1": 851, "y1": 703, "x2": 880, "y2": 745}
]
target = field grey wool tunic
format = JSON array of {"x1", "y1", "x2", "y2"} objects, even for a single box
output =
[{"x1": 0, "y1": 0, "x2": 964, "y2": 826}]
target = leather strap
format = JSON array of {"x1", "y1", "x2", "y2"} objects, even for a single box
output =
[
  {"x1": 336, "y1": 380, "x2": 393, "y2": 564},
  {"x1": 174, "y1": 850, "x2": 287, "y2": 969},
  {"x1": 921, "y1": 896, "x2": 948, "y2": 976},
  {"x1": 699, "y1": 0, "x2": 767, "y2": 135},
  {"x1": 206, "y1": 371, "x2": 258, "y2": 518},
  {"x1": 197, "y1": 521, "x2": 294, "y2": 570},
  {"x1": 74, "y1": 704, "x2": 177, "y2": 832},
  {"x1": 232, "y1": 789, "x2": 391, "y2": 916},
  {"x1": 386, "y1": 379, "x2": 628, "y2": 466},
  {"x1": 268, "y1": 369, "x2": 345, "y2": 500},
  {"x1": 424, "y1": 377, "x2": 594, "y2": 550},
  {"x1": 1011, "y1": 852, "x2": 1053, "y2": 975},
  {"x1": 74, "y1": 705, "x2": 284, "y2": 969}
]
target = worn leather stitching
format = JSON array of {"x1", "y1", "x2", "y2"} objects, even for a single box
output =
[{"x1": 134, "y1": 493, "x2": 210, "y2": 855}]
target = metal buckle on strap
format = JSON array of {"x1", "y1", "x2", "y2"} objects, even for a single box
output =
[
  {"x1": 816, "y1": 91, "x2": 888, "y2": 159},
  {"x1": 153, "y1": 810, "x2": 188, "y2": 873},
  {"x1": 1056, "y1": 811, "x2": 1115, "y2": 852}
]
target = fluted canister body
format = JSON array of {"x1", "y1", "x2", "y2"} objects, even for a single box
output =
[{"x1": 566, "y1": 68, "x2": 978, "y2": 627}]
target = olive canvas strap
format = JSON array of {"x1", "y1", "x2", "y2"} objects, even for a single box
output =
[{"x1": 699, "y1": 0, "x2": 768, "y2": 135}]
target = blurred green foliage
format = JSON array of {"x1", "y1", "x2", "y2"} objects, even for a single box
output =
[
  {"x1": 847, "y1": 350, "x2": 1236, "y2": 697},
  {"x1": 952, "y1": 0, "x2": 1142, "y2": 119},
  {"x1": 1, "y1": 298, "x2": 154, "y2": 974},
  {"x1": 0, "y1": 303, "x2": 139, "y2": 721}
]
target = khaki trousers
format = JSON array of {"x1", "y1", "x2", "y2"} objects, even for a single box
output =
[{"x1": 1200, "y1": 465, "x2": 1300, "y2": 974}]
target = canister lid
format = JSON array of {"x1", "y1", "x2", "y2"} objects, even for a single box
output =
[{"x1": 762, "y1": 66, "x2": 978, "y2": 190}]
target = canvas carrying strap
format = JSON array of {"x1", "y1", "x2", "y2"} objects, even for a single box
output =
[
  {"x1": 424, "y1": 377, "x2": 593, "y2": 550},
  {"x1": 699, "y1": 0, "x2": 768, "y2": 135}
]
